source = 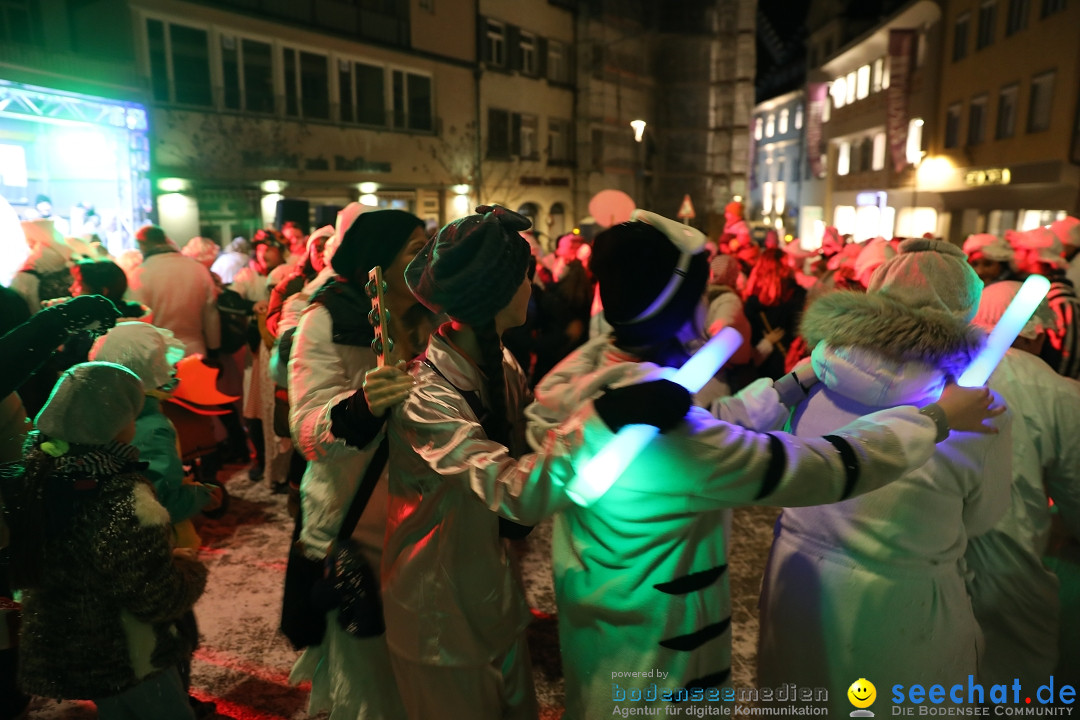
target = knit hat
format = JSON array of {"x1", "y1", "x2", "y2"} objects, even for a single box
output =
[
  {"x1": 406, "y1": 205, "x2": 531, "y2": 325},
  {"x1": 709, "y1": 254, "x2": 740, "y2": 288},
  {"x1": 972, "y1": 280, "x2": 1055, "y2": 341},
  {"x1": 962, "y1": 233, "x2": 1014, "y2": 263},
  {"x1": 853, "y1": 237, "x2": 896, "y2": 287},
  {"x1": 35, "y1": 362, "x2": 145, "y2": 446},
  {"x1": 1049, "y1": 216, "x2": 1080, "y2": 249},
  {"x1": 591, "y1": 209, "x2": 709, "y2": 345},
  {"x1": 89, "y1": 322, "x2": 185, "y2": 391},
  {"x1": 867, "y1": 238, "x2": 982, "y2": 322},
  {"x1": 1006, "y1": 227, "x2": 1066, "y2": 270},
  {"x1": 181, "y1": 236, "x2": 221, "y2": 268},
  {"x1": 331, "y1": 209, "x2": 424, "y2": 282}
]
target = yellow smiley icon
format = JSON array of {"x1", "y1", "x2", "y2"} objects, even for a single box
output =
[{"x1": 848, "y1": 678, "x2": 876, "y2": 709}]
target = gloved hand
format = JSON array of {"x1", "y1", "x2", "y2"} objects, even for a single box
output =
[
  {"x1": 593, "y1": 379, "x2": 691, "y2": 433},
  {"x1": 53, "y1": 294, "x2": 121, "y2": 335}
]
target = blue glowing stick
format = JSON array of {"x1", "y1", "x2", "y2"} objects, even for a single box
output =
[
  {"x1": 565, "y1": 327, "x2": 744, "y2": 507},
  {"x1": 958, "y1": 274, "x2": 1051, "y2": 387}
]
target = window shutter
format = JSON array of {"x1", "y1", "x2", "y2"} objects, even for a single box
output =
[
  {"x1": 511, "y1": 112, "x2": 522, "y2": 155},
  {"x1": 478, "y1": 15, "x2": 487, "y2": 62},
  {"x1": 506, "y1": 25, "x2": 521, "y2": 71},
  {"x1": 537, "y1": 37, "x2": 548, "y2": 79}
]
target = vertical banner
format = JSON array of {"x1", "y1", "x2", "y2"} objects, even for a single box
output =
[
  {"x1": 887, "y1": 29, "x2": 917, "y2": 174},
  {"x1": 806, "y1": 82, "x2": 828, "y2": 178}
]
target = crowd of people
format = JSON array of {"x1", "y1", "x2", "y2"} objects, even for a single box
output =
[{"x1": 0, "y1": 199, "x2": 1076, "y2": 720}]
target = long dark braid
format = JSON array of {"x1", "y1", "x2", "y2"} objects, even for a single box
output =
[{"x1": 472, "y1": 320, "x2": 511, "y2": 448}]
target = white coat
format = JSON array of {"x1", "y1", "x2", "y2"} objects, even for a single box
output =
[{"x1": 128, "y1": 251, "x2": 220, "y2": 356}]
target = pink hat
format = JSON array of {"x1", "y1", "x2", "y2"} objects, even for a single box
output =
[
  {"x1": 853, "y1": 237, "x2": 896, "y2": 287},
  {"x1": 181, "y1": 236, "x2": 221, "y2": 268},
  {"x1": 973, "y1": 280, "x2": 1054, "y2": 340},
  {"x1": 962, "y1": 234, "x2": 1014, "y2": 263},
  {"x1": 1048, "y1": 216, "x2": 1080, "y2": 249},
  {"x1": 1006, "y1": 227, "x2": 1066, "y2": 270}
]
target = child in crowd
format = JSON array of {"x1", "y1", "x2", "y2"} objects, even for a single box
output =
[{"x1": 3, "y1": 362, "x2": 207, "y2": 719}]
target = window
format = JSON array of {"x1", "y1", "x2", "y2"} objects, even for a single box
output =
[
  {"x1": 846, "y1": 71, "x2": 856, "y2": 105},
  {"x1": 945, "y1": 103, "x2": 963, "y2": 148},
  {"x1": 794, "y1": 105, "x2": 803, "y2": 130},
  {"x1": 488, "y1": 108, "x2": 511, "y2": 157},
  {"x1": 856, "y1": 65, "x2": 870, "y2": 99},
  {"x1": 1027, "y1": 70, "x2": 1055, "y2": 132},
  {"x1": 754, "y1": 117, "x2": 763, "y2": 140},
  {"x1": 548, "y1": 119, "x2": 572, "y2": 163},
  {"x1": 221, "y1": 35, "x2": 240, "y2": 110},
  {"x1": 284, "y1": 48, "x2": 298, "y2": 116},
  {"x1": 1006, "y1": 0, "x2": 1029, "y2": 34},
  {"x1": 514, "y1": 113, "x2": 538, "y2": 158},
  {"x1": 907, "y1": 118, "x2": 924, "y2": 164},
  {"x1": 830, "y1": 76, "x2": 847, "y2": 109},
  {"x1": 1041, "y1": 0, "x2": 1066, "y2": 17},
  {"x1": 968, "y1": 95, "x2": 988, "y2": 144},
  {"x1": 996, "y1": 83, "x2": 1018, "y2": 138},
  {"x1": 766, "y1": 114, "x2": 775, "y2": 137},
  {"x1": 779, "y1": 109, "x2": 789, "y2": 134},
  {"x1": 339, "y1": 61, "x2": 386, "y2": 126},
  {"x1": 777, "y1": 158, "x2": 786, "y2": 183},
  {"x1": 392, "y1": 70, "x2": 433, "y2": 132},
  {"x1": 859, "y1": 136, "x2": 873, "y2": 172},
  {"x1": 977, "y1": 1, "x2": 997, "y2": 49},
  {"x1": 243, "y1": 40, "x2": 275, "y2": 114},
  {"x1": 485, "y1": 20, "x2": 505, "y2": 67},
  {"x1": 519, "y1": 32, "x2": 536, "y2": 75},
  {"x1": 144, "y1": 18, "x2": 212, "y2": 106},
  {"x1": 822, "y1": 95, "x2": 832, "y2": 122},
  {"x1": 300, "y1": 52, "x2": 330, "y2": 120},
  {"x1": 548, "y1": 41, "x2": 568, "y2": 83},
  {"x1": 0, "y1": 0, "x2": 42, "y2": 47},
  {"x1": 872, "y1": 132, "x2": 886, "y2": 170},
  {"x1": 762, "y1": 182, "x2": 774, "y2": 215},
  {"x1": 836, "y1": 141, "x2": 850, "y2": 176},
  {"x1": 872, "y1": 58, "x2": 885, "y2": 91}
]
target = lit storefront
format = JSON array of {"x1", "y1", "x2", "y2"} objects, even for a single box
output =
[{"x1": 0, "y1": 80, "x2": 151, "y2": 255}]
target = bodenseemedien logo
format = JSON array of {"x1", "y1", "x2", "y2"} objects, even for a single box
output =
[{"x1": 848, "y1": 678, "x2": 877, "y2": 717}]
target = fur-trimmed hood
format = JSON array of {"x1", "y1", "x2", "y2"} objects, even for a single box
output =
[{"x1": 801, "y1": 291, "x2": 985, "y2": 380}]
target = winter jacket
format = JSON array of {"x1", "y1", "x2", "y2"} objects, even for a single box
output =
[
  {"x1": 758, "y1": 290, "x2": 1012, "y2": 712},
  {"x1": 524, "y1": 332, "x2": 950, "y2": 719},
  {"x1": 18, "y1": 442, "x2": 207, "y2": 700},
  {"x1": 133, "y1": 397, "x2": 210, "y2": 524},
  {"x1": 967, "y1": 348, "x2": 1080, "y2": 684},
  {"x1": 128, "y1": 252, "x2": 220, "y2": 356},
  {"x1": 1040, "y1": 279, "x2": 1080, "y2": 380},
  {"x1": 383, "y1": 326, "x2": 576, "y2": 667},
  {"x1": 210, "y1": 251, "x2": 249, "y2": 285}
]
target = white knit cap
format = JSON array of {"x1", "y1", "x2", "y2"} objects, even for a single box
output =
[
  {"x1": 1006, "y1": 227, "x2": 1066, "y2": 269},
  {"x1": 1049, "y1": 216, "x2": 1080, "y2": 249},
  {"x1": 962, "y1": 233, "x2": 1014, "y2": 263},
  {"x1": 35, "y1": 362, "x2": 145, "y2": 445},
  {"x1": 88, "y1": 323, "x2": 185, "y2": 391},
  {"x1": 868, "y1": 238, "x2": 982, "y2": 322},
  {"x1": 972, "y1": 280, "x2": 1055, "y2": 340}
]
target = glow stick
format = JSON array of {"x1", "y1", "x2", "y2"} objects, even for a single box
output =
[
  {"x1": 565, "y1": 327, "x2": 744, "y2": 507},
  {"x1": 958, "y1": 274, "x2": 1051, "y2": 387}
]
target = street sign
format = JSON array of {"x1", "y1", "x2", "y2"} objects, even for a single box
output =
[{"x1": 677, "y1": 194, "x2": 695, "y2": 220}]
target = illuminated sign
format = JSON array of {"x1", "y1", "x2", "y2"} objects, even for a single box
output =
[{"x1": 964, "y1": 168, "x2": 1011, "y2": 186}]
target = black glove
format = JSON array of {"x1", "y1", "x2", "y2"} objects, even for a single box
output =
[
  {"x1": 330, "y1": 389, "x2": 388, "y2": 449},
  {"x1": 53, "y1": 294, "x2": 120, "y2": 335},
  {"x1": 593, "y1": 379, "x2": 691, "y2": 433}
]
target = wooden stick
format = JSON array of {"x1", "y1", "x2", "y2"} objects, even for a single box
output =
[{"x1": 759, "y1": 311, "x2": 788, "y2": 355}]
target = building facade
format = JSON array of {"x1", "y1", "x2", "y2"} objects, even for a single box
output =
[
  {"x1": 478, "y1": 0, "x2": 576, "y2": 247},
  {"x1": 801, "y1": 0, "x2": 944, "y2": 246},
  {"x1": 925, "y1": 0, "x2": 1079, "y2": 242},
  {"x1": 749, "y1": 89, "x2": 805, "y2": 238}
]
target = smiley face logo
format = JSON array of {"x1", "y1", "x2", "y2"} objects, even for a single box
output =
[{"x1": 848, "y1": 678, "x2": 876, "y2": 714}]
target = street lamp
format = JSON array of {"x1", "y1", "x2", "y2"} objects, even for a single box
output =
[
  {"x1": 631, "y1": 119, "x2": 647, "y2": 143},
  {"x1": 631, "y1": 120, "x2": 648, "y2": 207}
]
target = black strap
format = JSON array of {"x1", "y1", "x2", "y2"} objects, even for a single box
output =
[
  {"x1": 335, "y1": 436, "x2": 390, "y2": 542},
  {"x1": 422, "y1": 357, "x2": 488, "y2": 427}
]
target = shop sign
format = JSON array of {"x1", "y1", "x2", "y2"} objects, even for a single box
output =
[{"x1": 964, "y1": 168, "x2": 1011, "y2": 186}]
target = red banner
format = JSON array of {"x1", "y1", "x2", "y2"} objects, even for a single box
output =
[
  {"x1": 887, "y1": 29, "x2": 917, "y2": 174},
  {"x1": 806, "y1": 82, "x2": 828, "y2": 178}
]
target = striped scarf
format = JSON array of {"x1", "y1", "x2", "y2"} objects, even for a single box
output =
[{"x1": 1041, "y1": 280, "x2": 1080, "y2": 380}]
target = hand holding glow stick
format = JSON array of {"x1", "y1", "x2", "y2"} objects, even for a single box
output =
[
  {"x1": 957, "y1": 274, "x2": 1051, "y2": 387},
  {"x1": 565, "y1": 327, "x2": 744, "y2": 507}
]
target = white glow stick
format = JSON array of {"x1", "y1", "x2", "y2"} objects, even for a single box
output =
[
  {"x1": 565, "y1": 327, "x2": 744, "y2": 507},
  {"x1": 958, "y1": 274, "x2": 1051, "y2": 387}
]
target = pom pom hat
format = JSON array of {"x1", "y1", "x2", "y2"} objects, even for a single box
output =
[
  {"x1": 962, "y1": 233, "x2": 1014, "y2": 263},
  {"x1": 868, "y1": 238, "x2": 982, "y2": 323},
  {"x1": 331, "y1": 209, "x2": 424, "y2": 282},
  {"x1": 405, "y1": 205, "x2": 532, "y2": 325},
  {"x1": 35, "y1": 362, "x2": 145, "y2": 446},
  {"x1": 590, "y1": 209, "x2": 709, "y2": 346}
]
